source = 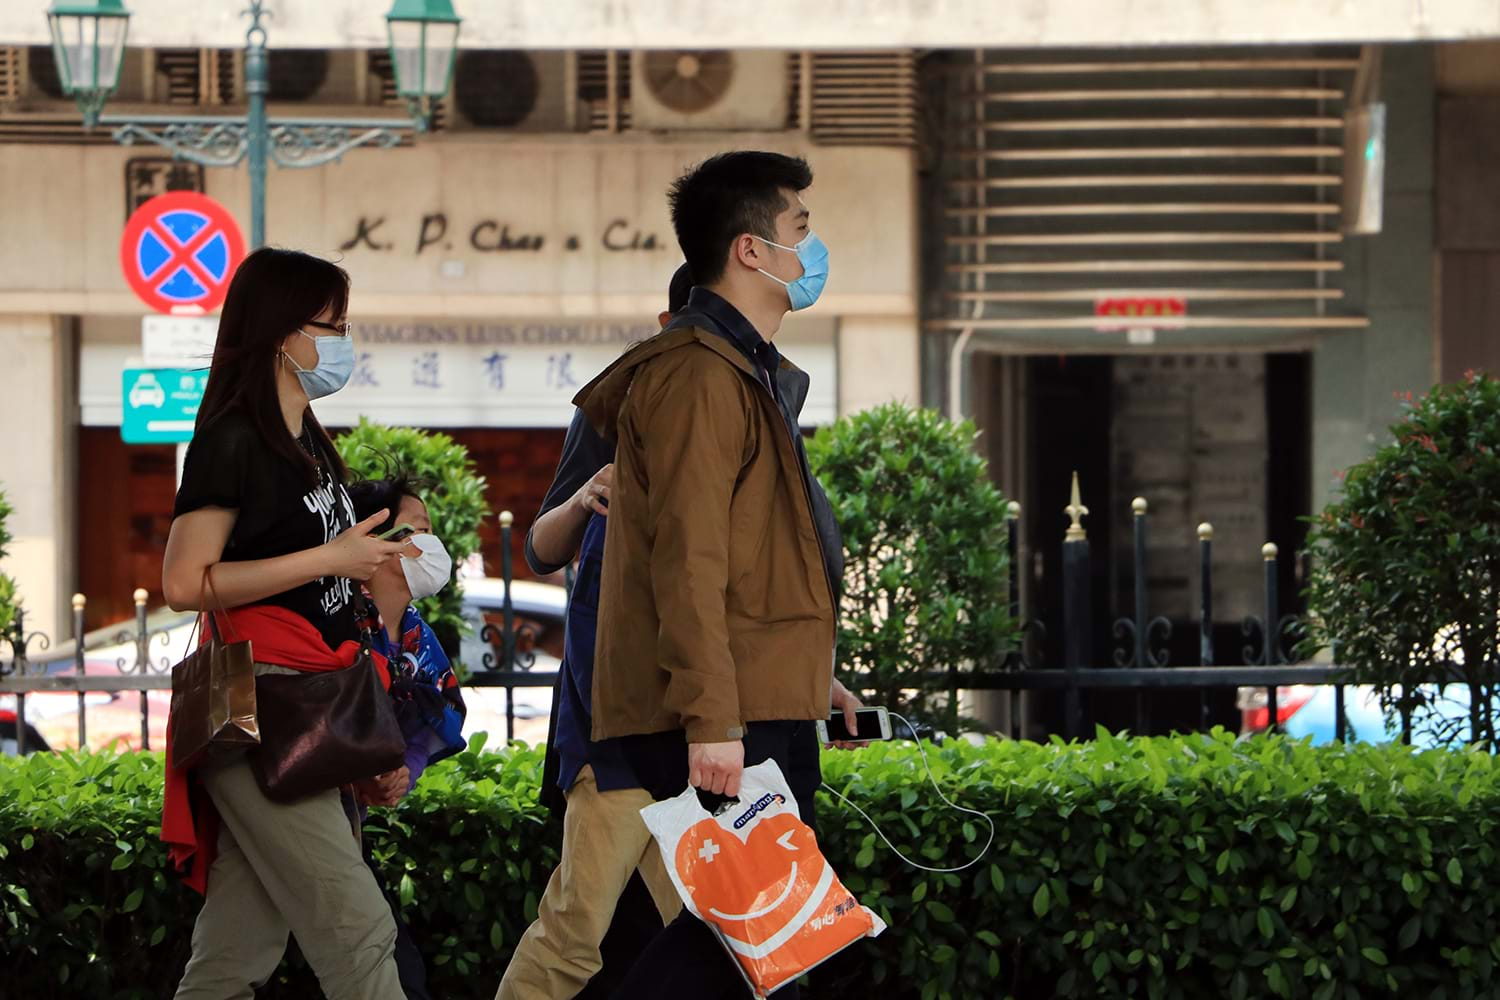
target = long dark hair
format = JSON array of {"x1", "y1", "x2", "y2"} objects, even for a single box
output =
[{"x1": 196, "y1": 247, "x2": 351, "y2": 485}]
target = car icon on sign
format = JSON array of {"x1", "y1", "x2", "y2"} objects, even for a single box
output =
[{"x1": 129, "y1": 373, "x2": 166, "y2": 409}]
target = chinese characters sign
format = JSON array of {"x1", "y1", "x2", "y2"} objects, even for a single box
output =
[{"x1": 307, "y1": 317, "x2": 839, "y2": 430}]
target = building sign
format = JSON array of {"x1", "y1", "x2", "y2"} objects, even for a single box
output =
[
  {"x1": 309, "y1": 317, "x2": 838, "y2": 430},
  {"x1": 124, "y1": 157, "x2": 206, "y2": 222},
  {"x1": 337, "y1": 213, "x2": 666, "y2": 258},
  {"x1": 1094, "y1": 296, "x2": 1188, "y2": 332}
]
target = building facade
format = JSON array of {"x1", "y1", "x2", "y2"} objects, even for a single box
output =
[
  {"x1": 2, "y1": 1, "x2": 1498, "y2": 659},
  {"x1": 0, "y1": 42, "x2": 922, "y2": 633}
]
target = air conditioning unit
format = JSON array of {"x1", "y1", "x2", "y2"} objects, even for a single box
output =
[
  {"x1": 630, "y1": 50, "x2": 788, "y2": 131},
  {"x1": 448, "y1": 50, "x2": 569, "y2": 132}
]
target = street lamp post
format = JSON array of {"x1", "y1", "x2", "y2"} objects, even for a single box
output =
[{"x1": 46, "y1": 0, "x2": 461, "y2": 249}]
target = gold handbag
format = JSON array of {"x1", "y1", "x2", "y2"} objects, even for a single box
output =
[{"x1": 168, "y1": 569, "x2": 259, "y2": 770}]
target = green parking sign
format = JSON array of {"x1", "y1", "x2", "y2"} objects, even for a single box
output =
[{"x1": 121, "y1": 367, "x2": 207, "y2": 444}]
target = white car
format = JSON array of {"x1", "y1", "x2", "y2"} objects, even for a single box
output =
[{"x1": 128, "y1": 373, "x2": 167, "y2": 409}]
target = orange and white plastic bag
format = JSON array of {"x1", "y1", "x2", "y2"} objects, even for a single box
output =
[{"x1": 640, "y1": 759, "x2": 886, "y2": 997}]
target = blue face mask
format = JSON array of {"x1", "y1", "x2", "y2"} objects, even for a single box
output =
[
  {"x1": 286, "y1": 330, "x2": 355, "y2": 400},
  {"x1": 755, "y1": 232, "x2": 829, "y2": 311}
]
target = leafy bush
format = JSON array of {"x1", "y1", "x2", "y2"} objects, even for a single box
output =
[
  {"x1": 6, "y1": 734, "x2": 1500, "y2": 999},
  {"x1": 1303, "y1": 371, "x2": 1500, "y2": 749},
  {"x1": 806, "y1": 403, "x2": 1017, "y2": 726},
  {"x1": 335, "y1": 420, "x2": 489, "y2": 661},
  {"x1": 0, "y1": 484, "x2": 20, "y2": 635}
]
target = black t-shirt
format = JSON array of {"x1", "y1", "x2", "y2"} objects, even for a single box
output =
[{"x1": 172, "y1": 409, "x2": 359, "y2": 650}]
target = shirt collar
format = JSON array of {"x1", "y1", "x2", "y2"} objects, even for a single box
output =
[{"x1": 685, "y1": 286, "x2": 769, "y2": 367}]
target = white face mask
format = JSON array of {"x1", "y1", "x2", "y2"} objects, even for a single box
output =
[{"x1": 400, "y1": 533, "x2": 453, "y2": 600}]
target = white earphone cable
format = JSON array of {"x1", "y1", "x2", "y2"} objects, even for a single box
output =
[{"x1": 820, "y1": 712, "x2": 996, "y2": 874}]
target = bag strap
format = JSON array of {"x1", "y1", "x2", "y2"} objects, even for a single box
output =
[{"x1": 199, "y1": 565, "x2": 240, "y2": 644}]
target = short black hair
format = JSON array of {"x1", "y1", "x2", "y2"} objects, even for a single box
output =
[
  {"x1": 668, "y1": 152, "x2": 813, "y2": 286},
  {"x1": 346, "y1": 473, "x2": 430, "y2": 537},
  {"x1": 667, "y1": 262, "x2": 693, "y2": 314}
]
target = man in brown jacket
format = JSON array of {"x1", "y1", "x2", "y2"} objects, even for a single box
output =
[{"x1": 573, "y1": 151, "x2": 862, "y2": 998}]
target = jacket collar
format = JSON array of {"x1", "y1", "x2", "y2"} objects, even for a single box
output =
[
  {"x1": 572, "y1": 325, "x2": 760, "y2": 440},
  {"x1": 686, "y1": 286, "x2": 768, "y2": 365}
]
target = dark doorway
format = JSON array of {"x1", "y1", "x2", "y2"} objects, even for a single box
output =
[{"x1": 1018, "y1": 351, "x2": 1310, "y2": 737}]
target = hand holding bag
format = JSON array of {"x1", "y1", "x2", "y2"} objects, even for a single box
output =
[
  {"x1": 248, "y1": 598, "x2": 406, "y2": 802},
  {"x1": 640, "y1": 759, "x2": 885, "y2": 998},
  {"x1": 167, "y1": 569, "x2": 260, "y2": 771}
]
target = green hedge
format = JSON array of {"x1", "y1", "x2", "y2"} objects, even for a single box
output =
[{"x1": 3, "y1": 732, "x2": 1500, "y2": 999}]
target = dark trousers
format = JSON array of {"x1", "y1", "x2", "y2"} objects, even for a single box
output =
[{"x1": 611, "y1": 721, "x2": 822, "y2": 1000}]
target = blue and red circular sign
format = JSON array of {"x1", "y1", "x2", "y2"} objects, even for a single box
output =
[{"x1": 120, "y1": 191, "x2": 246, "y2": 315}]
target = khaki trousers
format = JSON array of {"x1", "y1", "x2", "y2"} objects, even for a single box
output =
[
  {"x1": 495, "y1": 766, "x2": 683, "y2": 1000},
  {"x1": 174, "y1": 754, "x2": 403, "y2": 1000}
]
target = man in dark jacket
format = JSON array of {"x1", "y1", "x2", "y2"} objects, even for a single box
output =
[{"x1": 576, "y1": 151, "x2": 862, "y2": 998}]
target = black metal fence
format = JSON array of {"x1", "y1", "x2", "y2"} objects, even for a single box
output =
[
  {"x1": 1, "y1": 484, "x2": 1367, "y2": 754},
  {"x1": 979, "y1": 473, "x2": 1349, "y2": 742}
]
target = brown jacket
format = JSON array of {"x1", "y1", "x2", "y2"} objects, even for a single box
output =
[{"x1": 576, "y1": 324, "x2": 837, "y2": 743}]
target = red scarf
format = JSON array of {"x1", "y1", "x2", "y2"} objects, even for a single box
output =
[{"x1": 160, "y1": 605, "x2": 389, "y2": 894}]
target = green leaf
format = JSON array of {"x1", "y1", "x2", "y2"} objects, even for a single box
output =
[
  {"x1": 1258, "y1": 907, "x2": 1275, "y2": 939},
  {"x1": 399, "y1": 873, "x2": 415, "y2": 909},
  {"x1": 1033, "y1": 883, "x2": 1051, "y2": 918},
  {"x1": 20, "y1": 833, "x2": 33, "y2": 851},
  {"x1": 490, "y1": 921, "x2": 504, "y2": 951},
  {"x1": 926, "y1": 901, "x2": 955, "y2": 923},
  {"x1": 1092, "y1": 953, "x2": 1110, "y2": 981},
  {"x1": 989, "y1": 865, "x2": 1005, "y2": 894},
  {"x1": 121, "y1": 888, "x2": 144, "y2": 914},
  {"x1": 149, "y1": 925, "x2": 166, "y2": 947},
  {"x1": 1361, "y1": 947, "x2": 1389, "y2": 967},
  {"x1": 1398, "y1": 916, "x2": 1422, "y2": 950},
  {"x1": 1447, "y1": 858, "x2": 1464, "y2": 885}
]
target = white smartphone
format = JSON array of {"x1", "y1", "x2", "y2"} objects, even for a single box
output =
[{"x1": 816, "y1": 706, "x2": 894, "y2": 744}]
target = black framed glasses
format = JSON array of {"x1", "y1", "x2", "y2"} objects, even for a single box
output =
[{"x1": 306, "y1": 320, "x2": 351, "y2": 336}]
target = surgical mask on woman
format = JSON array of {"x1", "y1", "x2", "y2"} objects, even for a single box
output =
[
  {"x1": 401, "y1": 533, "x2": 453, "y2": 600},
  {"x1": 285, "y1": 330, "x2": 356, "y2": 400}
]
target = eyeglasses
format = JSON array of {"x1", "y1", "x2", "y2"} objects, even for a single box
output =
[{"x1": 306, "y1": 320, "x2": 351, "y2": 336}]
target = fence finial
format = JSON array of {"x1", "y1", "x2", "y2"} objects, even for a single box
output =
[
  {"x1": 1132, "y1": 497, "x2": 1148, "y2": 516},
  {"x1": 72, "y1": 593, "x2": 86, "y2": 611},
  {"x1": 1198, "y1": 523, "x2": 1214, "y2": 542},
  {"x1": 1262, "y1": 542, "x2": 1279, "y2": 561},
  {"x1": 1006, "y1": 500, "x2": 1021, "y2": 521},
  {"x1": 1064, "y1": 471, "x2": 1088, "y2": 542},
  {"x1": 133, "y1": 588, "x2": 148, "y2": 607},
  {"x1": 500, "y1": 510, "x2": 514, "y2": 529}
]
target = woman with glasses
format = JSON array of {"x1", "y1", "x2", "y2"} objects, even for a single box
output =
[{"x1": 160, "y1": 246, "x2": 411, "y2": 999}]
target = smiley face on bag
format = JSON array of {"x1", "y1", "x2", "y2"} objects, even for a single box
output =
[{"x1": 675, "y1": 812, "x2": 829, "y2": 945}]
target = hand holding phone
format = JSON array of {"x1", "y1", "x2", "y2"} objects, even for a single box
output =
[{"x1": 816, "y1": 707, "x2": 894, "y2": 745}]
